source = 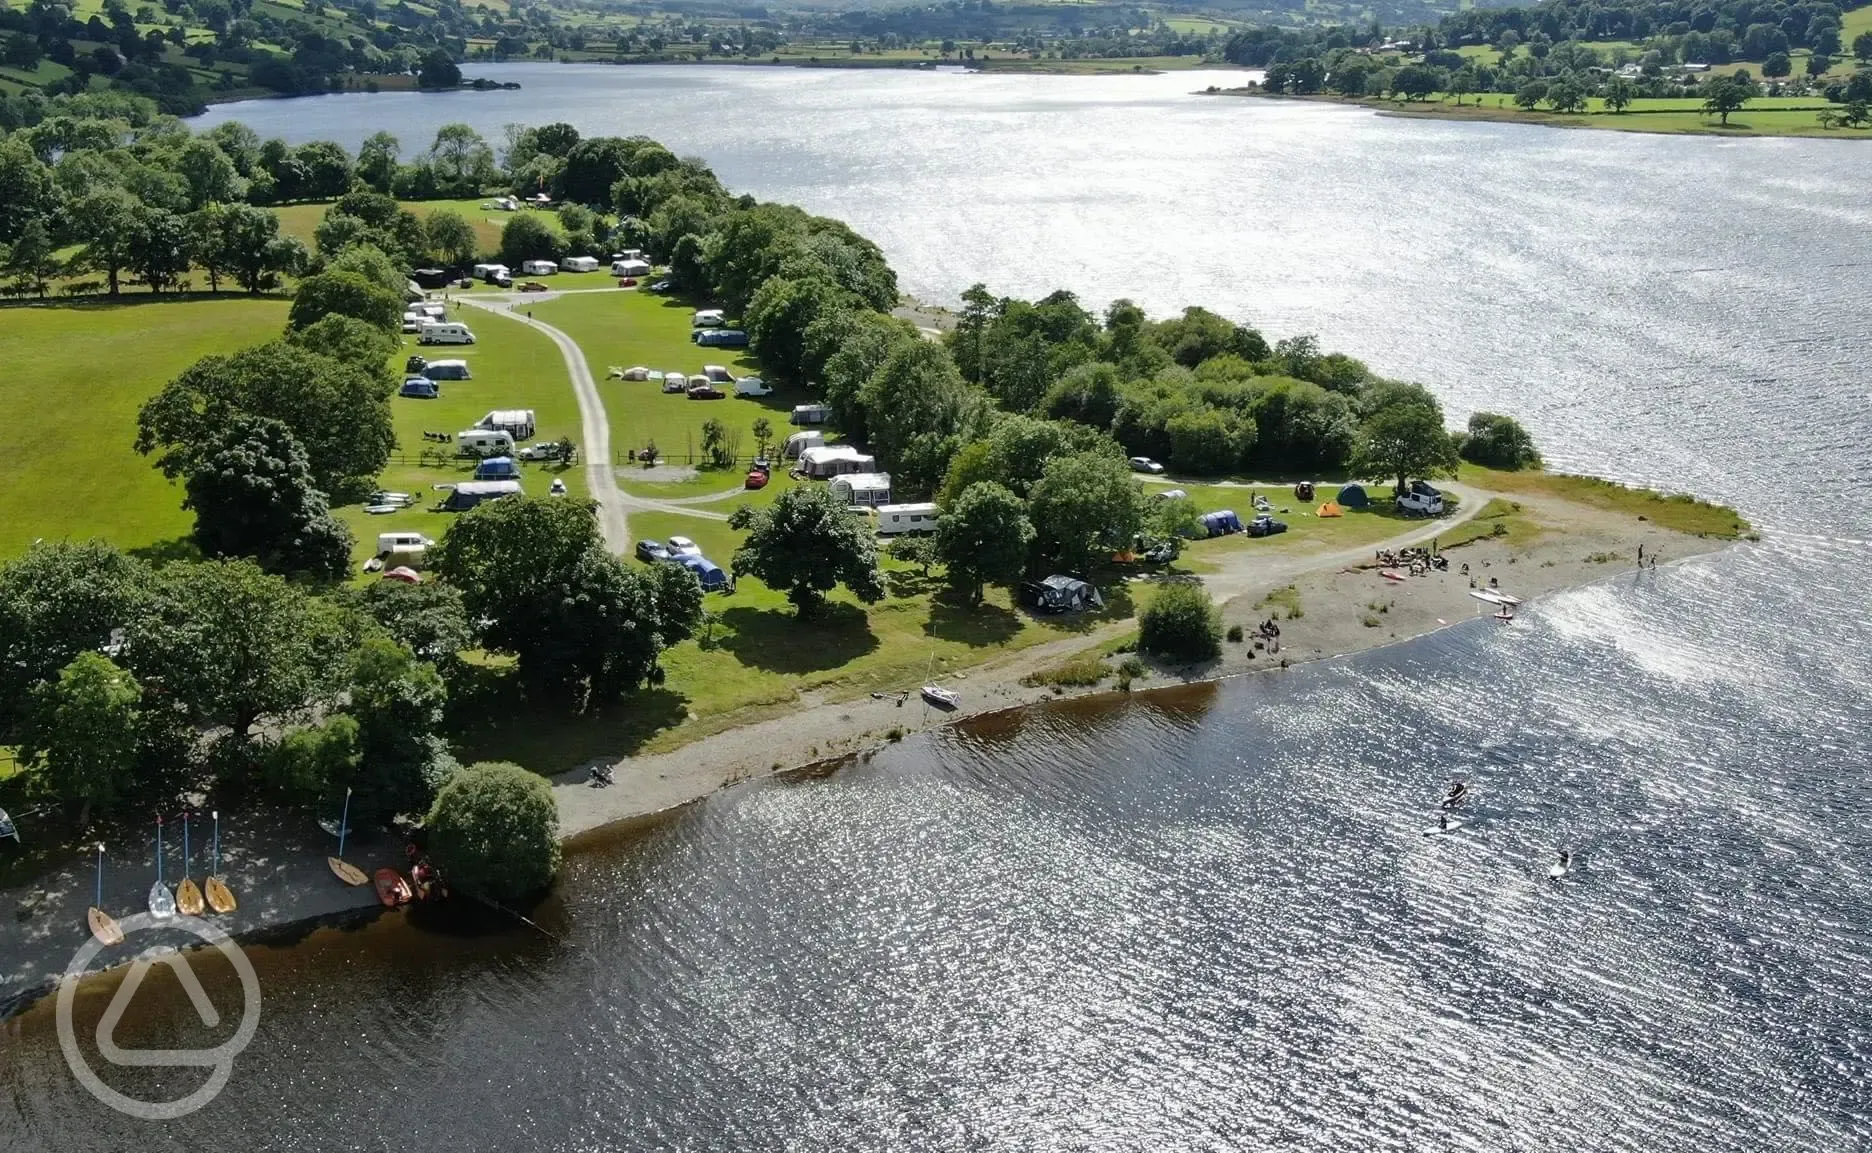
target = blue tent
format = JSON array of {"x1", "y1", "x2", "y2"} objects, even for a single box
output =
[
  {"x1": 473, "y1": 456, "x2": 520, "y2": 481},
  {"x1": 1199, "y1": 510, "x2": 1243, "y2": 538},
  {"x1": 680, "y1": 554, "x2": 731, "y2": 591},
  {"x1": 1337, "y1": 484, "x2": 1370, "y2": 508}
]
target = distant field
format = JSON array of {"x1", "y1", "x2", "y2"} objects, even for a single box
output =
[
  {"x1": 0, "y1": 298, "x2": 289, "y2": 559},
  {"x1": 273, "y1": 198, "x2": 563, "y2": 255}
]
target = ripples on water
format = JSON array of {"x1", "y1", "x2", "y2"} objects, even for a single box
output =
[{"x1": 7, "y1": 66, "x2": 1866, "y2": 1150}]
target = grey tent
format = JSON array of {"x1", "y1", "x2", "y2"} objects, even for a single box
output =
[
  {"x1": 1021, "y1": 575, "x2": 1104, "y2": 613},
  {"x1": 1337, "y1": 484, "x2": 1370, "y2": 508},
  {"x1": 441, "y1": 480, "x2": 522, "y2": 511}
]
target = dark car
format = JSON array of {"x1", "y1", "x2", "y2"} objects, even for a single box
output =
[
  {"x1": 1247, "y1": 515, "x2": 1289, "y2": 537},
  {"x1": 404, "y1": 354, "x2": 427, "y2": 374},
  {"x1": 686, "y1": 384, "x2": 725, "y2": 400},
  {"x1": 635, "y1": 540, "x2": 671, "y2": 563},
  {"x1": 411, "y1": 268, "x2": 453, "y2": 289},
  {"x1": 648, "y1": 279, "x2": 673, "y2": 293}
]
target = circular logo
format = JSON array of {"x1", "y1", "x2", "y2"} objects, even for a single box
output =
[{"x1": 56, "y1": 913, "x2": 262, "y2": 1120}]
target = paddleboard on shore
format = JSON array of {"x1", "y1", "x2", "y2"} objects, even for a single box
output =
[
  {"x1": 148, "y1": 881, "x2": 176, "y2": 919},
  {"x1": 1381, "y1": 569, "x2": 1406, "y2": 582},
  {"x1": 1470, "y1": 589, "x2": 1505, "y2": 604},
  {"x1": 328, "y1": 857, "x2": 368, "y2": 887},
  {"x1": 1422, "y1": 819, "x2": 1467, "y2": 836},
  {"x1": 87, "y1": 907, "x2": 124, "y2": 946},
  {"x1": 176, "y1": 877, "x2": 204, "y2": 917},
  {"x1": 205, "y1": 875, "x2": 237, "y2": 914}
]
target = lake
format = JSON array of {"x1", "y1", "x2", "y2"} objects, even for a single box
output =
[{"x1": 4, "y1": 64, "x2": 1868, "y2": 1151}]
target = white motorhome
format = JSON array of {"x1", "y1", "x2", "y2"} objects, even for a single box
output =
[
  {"x1": 692, "y1": 309, "x2": 725, "y2": 328},
  {"x1": 456, "y1": 429, "x2": 516, "y2": 458},
  {"x1": 475, "y1": 409, "x2": 537, "y2": 440},
  {"x1": 877, "y1": 503, "x2": 939, "y2": 536},
  {"x1": 401, "y1": 311, "x2": 424, "y2": 333},
  {"x1": 418, "y1": 322, "x2": 476, "y2": 345},
  {"x1": 375, "y1": 531, "x2": 434, "y2": 563},
  {"x1": 520, "y1": 259, "x2": 558, "y2": 276},
  {"x1": 562, "y1": 256, "x2": 601, "y2": 273}
]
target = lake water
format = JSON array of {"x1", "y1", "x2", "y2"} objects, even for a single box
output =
[{"x1": 3, "y1": 65, "x2": 1867, "y2": 1150}]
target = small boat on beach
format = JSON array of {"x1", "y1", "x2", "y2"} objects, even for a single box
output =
[
  {"x1": 921, "y1": 685, "x2": 960, "y2": 709},
  {"x1": 205, "y1": 876, "x2": 237, "y2": 914},
  {"x1": 175, "y1": 812, "x2": 204, "y2": 916},
  {"x1": 1381, "y1": 569, "x2": 1406, "y2": 582},
  {"x1": 317, "y1": 817, "x2": 352, "y2": 839},
  {"x1": 373, "y1": 868, "x2": 413, "y2": 908},
  {"x1": 88, "y1": 906, "x2": 124, "y2": 946},
  {"x1": 149, "y1": 816, "x2": 175, "y2": 919},
  {"x1": 328, "y1": 857, "x2": 368, "y2": 887}
]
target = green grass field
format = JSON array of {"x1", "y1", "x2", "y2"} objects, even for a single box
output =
[
  {"x1": 0, "y1": 298, "x2": 290, "y2": 559},
  {"x1": 1457, "y1": 465, "x2": 1753, "y2": 538},
  {"x1": 273, "y1": 198, "x2": 565, "y2": 256}
]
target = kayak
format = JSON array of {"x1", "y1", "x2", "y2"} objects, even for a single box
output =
[
  {"x1": 1381, "y1": 569, "x2": 1406, "y2": 582},
  {"x1": 374, "y1": 868, "x2": 413, "y2": 908},
  {"x1": 921, "y1": 685, "x2": 960, "y2": 709}
]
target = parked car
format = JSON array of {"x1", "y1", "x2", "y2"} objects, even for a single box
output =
[
  {"x1": 489, "y1": 273, "x2": 512, "y2": 288},
  {"x1": 518, "y1": 442, "x2": 565, "y2": 461},
  {"x1": 745, "y1": 469, "x2": 769, "y2": 490},
  {"x1": 1397, "y1": 483, "x2": 1445, "y2": 516},
  {"x1": 1129, "y1": 456, "x2": 1165, "y2": 474},
  {"x1": 399, "y1": 378, "x2": 439, "y2": 399},
  {"x1": 648, "y1": 280, "x2": 672, "y2": 293},
  {"x1": 686, "y1": 384, "x2": 725, "y2": 400},
  {"x1": 518, "y1": 281, "x2": 550, "y2": 293},
  {"x1": 1141, "y1": 542, "x2": 1178, "y2": 564},
  {"x1": 1247, "y1": 515, "x2": 1289, "y2": 537},
  {"x1": 618, "y1": 277, "x2": 638, "y2": 288},
  {"x1": 405, "y1": 355, "x2": 428, "y2": 375},
  {"x1": 635, "y1": 540, "x2": 670, "y2": 563},
  {"x1": 666, "y1": 536, "x2": 701, "y2": 557}
]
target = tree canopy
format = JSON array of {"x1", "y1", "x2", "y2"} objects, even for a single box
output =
[
  {"x1": 936, "y1": 481, "x2": 1034, "y2": 606},
  {"x1": 728, "y1": 486, "x2": 886, "y2": 616},
  {"x1": 425, "y1": 762, "x2": 561, "y2": 904}
]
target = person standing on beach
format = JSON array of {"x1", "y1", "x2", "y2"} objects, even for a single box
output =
[{"x1": 1638, "y1": 542, "x2": 1645, "y2": 565}]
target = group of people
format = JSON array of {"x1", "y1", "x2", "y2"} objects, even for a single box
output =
[
  {"x1": 1377, "y1": 546, "x2": 1449, "y2": 575},
  {"x1": 587, "y1": 764, "x2": 615, "y2": 788},
  {"x1": 1257, "y1": 617, "x2": 1282, "y2": 650},
  {"x1": 1433, "y1": 779, "x2": 1570, "y2": 878}
]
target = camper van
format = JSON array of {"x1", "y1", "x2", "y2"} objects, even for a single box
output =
[
  {"x1": 562, "y1": 256, "x2": 601, "y2": 273},
  {"x1": 735, "y1": 377, "x2": 772, "y2": 397},
  {"x1": 876, "y1": 503, "x2": 939, "y2": 536},
  {"x1": 692, "y1": 309, "x2": 725, "y2": 328},
  {"x1": 477, "y1": 264, "x2": 512, "y2": 286},
  {"x1": 418, "y1": 322, "x2": 476, "y2": 345},
  {"x1": 791, "y1": 404, "x2": 832, "y2": 426},
  {"x1": 376, "y1": 531, "x2": 434, "y2": 561},
  {"x1": 475, "y1": 409, "x2": 537, "y2": 440},
  {"x1": 456, "y1": 430, "x2": 516, "y2": 458},
  {"x1": 520, "y1": 260, "x2": 558, "y2": 276},
  {"x1": 422, "y1": 359, "x2": 471, "y2": 381},
  {"x1": 611, "y1": 259, "x2": 652, "y2": 278},
  {"x1": 694, "y1": 329, "x2": 749, "y2": 348}
]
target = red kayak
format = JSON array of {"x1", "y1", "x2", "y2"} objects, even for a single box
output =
[{"x1": 373, "y1": 868, "x2": 413, "y2": 908}]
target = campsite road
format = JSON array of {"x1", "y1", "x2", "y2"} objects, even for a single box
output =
[{"x1": 458, "y1": 296, "x2": 632, "y2": 553}]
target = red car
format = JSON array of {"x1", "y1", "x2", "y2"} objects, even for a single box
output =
[
  {"x1": 745, "y1": 469, "x2": 769, "y2": 490},
  {"x1": 618, "y1": 277, "x2": 638, "y2": 288},
  {"x1": 686, "y1": 384, "x2": 724, "y2": 400}
]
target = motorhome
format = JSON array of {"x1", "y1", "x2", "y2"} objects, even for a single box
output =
[
  {"x1": 475, "y1": 409, "x2": 537, "y2": 439},
  {"x1": 375, "y1": 531, "x2": 434, "y2": 562},
  {"x1": 416, "y1": 303, "x2": 447, "y2": 320},
  {"x1": 456, "y1": 430, "x2": 516, "y2": 458},
  {"x1": 477, "y1": 264, "x2": 511, "y2": 285},
  {"x1": 876, "y1": 503, "x2": 939, "y2": 536},
  {"x1": 562, "y1": 256, "x2": 601, "y2": 273},
  {"x1": 418, "y1": 322, "x2": 475, "y2": 345},
  {"x1": 692, "y1": 309, "x2": 726, "y2": 328}
]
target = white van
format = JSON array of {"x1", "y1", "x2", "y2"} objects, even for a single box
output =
[
  {"x1": 401, "y1": 311, "x2": 424, "y2": 333},
  {"x1": 520, "y1": 259, "x2": 557, "y2": 276},
  {"x1": 562, "y1": 256, "x2": 600, "y2": 273},
  {"x1": 456, "y1": 429, "x2": 515, "y2": 458},
  {"x1": 375, "y1": 531, "x2": 434, "y2": 560},
  {"x1": 735, "y1": 377, "x2": 773, "y2": 397},
  {"x1": 692, "y1": 309, "x2": 725, "y2": 328},
  {"x1": 419, "y1": 322, "x2": 475, "y2": 345},
  {"x1": 877, "y1": 503, "x2": 939, "y2": 536}
]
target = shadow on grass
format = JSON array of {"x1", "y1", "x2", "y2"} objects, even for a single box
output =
[
  {"x1": 923, "y1": 597, "x2": 1022, "y2": 646},
  {"x1": 716, "y1": 602, "x2": 879, "y2": 672},
  {"x1": 128, "y1": 536, "x2": 202, "y2": 566},
  {"x1": 446, "y1": 662, "x2": 693, "y2": 771},
  {"x1": 884, "y1": 569, "x2": 944, "y2": 598}
]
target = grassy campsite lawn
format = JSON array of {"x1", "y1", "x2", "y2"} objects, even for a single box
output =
[
  {"x1": 0, "y1": 297, "x2": 291, "y2": 560},
  {"x1": 331, "y1": 304, "x2": 589, "y2": 575},
  {"x1": 272, "y1": 197, "x2": 566, "y2": 257},
  {"x1": 526, "y1": 290, "x2": 796, "y2": 485},
  {"x1": 1456, "y1": 464, "x2": 1753, "y2": 538},
  {"x1": 1145, "y1": 480, "x2": 1447, "y2": 571}
]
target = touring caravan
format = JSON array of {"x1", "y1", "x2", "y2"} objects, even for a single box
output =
[
  {"x1": 791, "y1": 404, "x2": 832, "y2": 426},
  {"x1": 702, "y1": 365, "x2": 734, "y2": 383},
  {"x1": 831, "y1": 472, "x2": 892, "y2": 507},
  {"x1": 422, "y1": 359, "x2": 472, "y2": 381},
  {"x1": 418, "y1": 322, "x2": 475, "y2": 345},
  {"x1": 456, "y1": 430, "x2": 516, "y2": 458},
  {"x1": 798, "y1": 445, "x2": 876, "y2": 479},
  {"x1": 783, "y1": 430, "x2": 825, "y2": 458},
  {"x1": 876, "y1": 503, "x2": 938, "y2": 536},
  {"x1": 520, "y1": 260, "x2": 558, "y2": 276},
  {"x1": 611, "y1": 259, "x2": 652, "y2": 277},
  {"x1": 475, "y1": 409, "x2": 537, "y2": 440},
  {"x1": 562, "y1": 256, "x2": 601, "y2": 273}
]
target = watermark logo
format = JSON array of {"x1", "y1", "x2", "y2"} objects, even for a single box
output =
[{"x1": 56, "y1": 913, "x2": 261, "y2": 1120}]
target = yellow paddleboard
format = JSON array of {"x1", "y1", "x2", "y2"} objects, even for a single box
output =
[
  {"x1": 328, "y1": 857, "x2": 368, "y2": 887},
  {"x1": 176, "y1": 878, "x2": 205, "y2": 917},
  {"x1": 205, "y1": 875, "x2": 237, "y2": 914},
  {"x1": 87, "y1": 907, "x2": 124, "y2": 946}
]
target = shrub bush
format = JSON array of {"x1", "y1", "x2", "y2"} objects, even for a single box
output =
[
  {"x1": 425, "y1": 761, "x2": 560, "y2": 904},
  {"x1": 1139, "y1": 583, "x2": 1222, "y2": 662},
  {"x1": 1226, "y1": 623, "x2": 1244, "y2": 642}
]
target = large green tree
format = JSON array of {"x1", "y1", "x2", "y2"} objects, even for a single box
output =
[
  {"x1": 1459, "y1": 412, "x2": 1542, "y2": 470},
  {"x1": 425, "y1": 209, "x2": 479, "y2": 269},
  {"x1": 338, "y1": 636, "x2": 457, "y2": 826},
  {"x1": 1028, "y1": 451, "x2": 1143, "y2": 572},
  {"x1": 1353, "y1": 394, "x2": 1461, "y2": 495},
  {"x1": 425, "y1": 762, "x2": 560, "y2": 904},
  {"x1": 727, "y1": 485, "x2": 885, "y2": 616},
  {"x1": 127, "y1": 206, "x2": 192, "y2": 294},
  {"x1": 499, "y1": 213, "x2": 564, "y2": 266},
  {"x1": 5, "y1": 219, "x2": 61, "y2": 298},
  {"x1": 858, "y1": 342, "x2": 990, "y2": 496},
  {"x1": 70, "y1": 186, "x2": 141, "y2": 295},
  {"x1": 20, "y1": 652, "x2": 143, "y2": 826},
  {"x1": 138, "y1": 339, "x2": 396, "y2": 497},
  {"x1": 0, "y1": 541, "x2": 151, "y2": 740},
  {"x1": 217, "y1": 204, "x2": 305, "y2": 294},
  {"x1": 1703, "y1": 75, "x2": 1759, "y2": 125},
  {"x1": 183, "y1": 415, "x2": 354, "y2": 580},
  {"x1": 936, "y1": 481, "x2": 1034, "y2": 606},
  {"x1": 288, "y1": 269, "x2": 404, "y2": 333}
]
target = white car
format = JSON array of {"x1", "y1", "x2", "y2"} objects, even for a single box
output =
[
  {"x1": 1129, "y1": 456, "x2": 1165, "y2": 474},
  {"x1": 666, "y1": 535, "x2": 702, "y2": 557},
  {"x1": 1396, "y1": 489, "x2": 1446, "y2": 516}
]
